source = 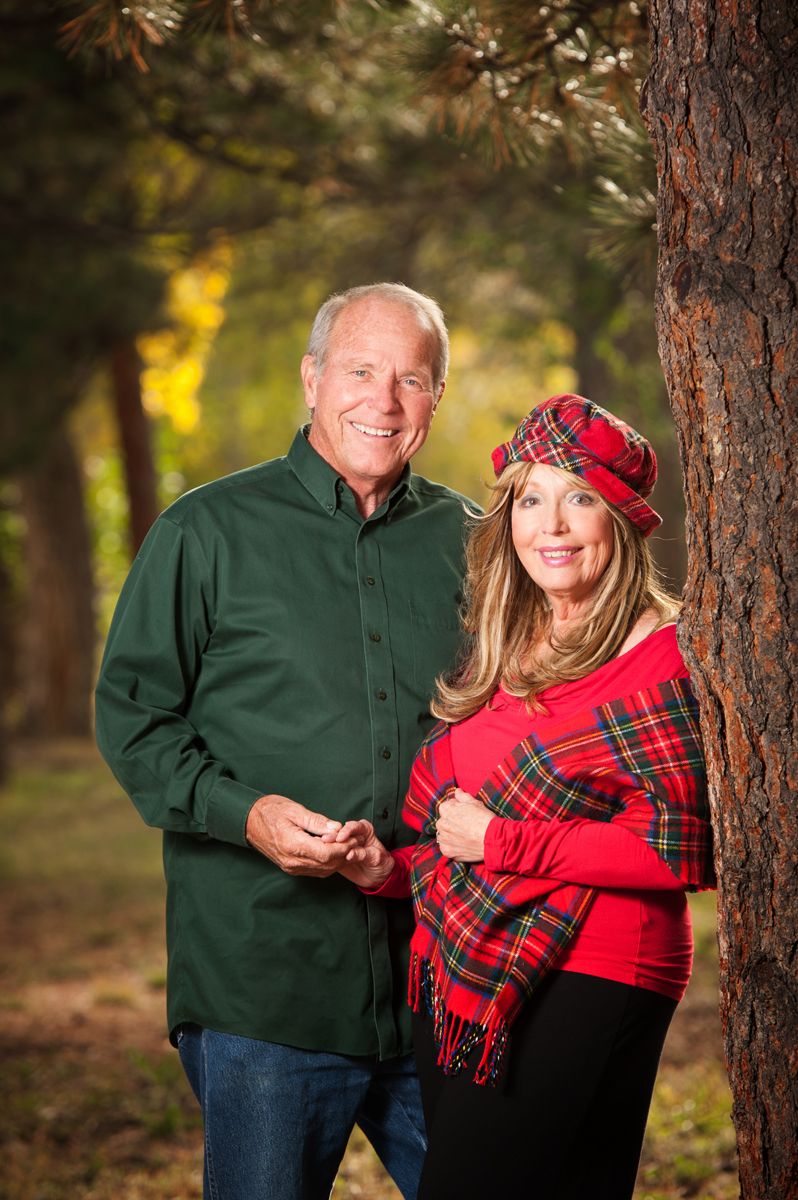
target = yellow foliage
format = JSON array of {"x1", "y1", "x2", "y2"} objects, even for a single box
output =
[
  {"x1": 537, "y1": 319, "x2": 576, "y2": 359},
  {"x1": 416, "y1": 318, "x2": 579, "y2": 500},
  {"x1": 543, "y1": 363, "x2": 579, "y2": 396},
  {"x1": 138, "y1": 241, "x2": 233, "y2": 434},
  {"x1": 448, "y1": 327, "x2": 482, "y2": 369}
]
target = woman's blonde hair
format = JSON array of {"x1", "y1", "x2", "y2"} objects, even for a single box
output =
[{"x1": 431, "y1": 461, "x2": 680, "y2": 722}]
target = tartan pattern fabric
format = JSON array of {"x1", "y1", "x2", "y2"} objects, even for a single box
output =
[
  {"x1": 405, "y1": 677, "x2": 714, "y2": 1085},
  {"x1": 490, "y1": 394, "x2": 662, "y2": 535}
]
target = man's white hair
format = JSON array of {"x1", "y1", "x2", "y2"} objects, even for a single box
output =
[{"x1": 306, "y1": 283, "x2": 449, "y2": 391}]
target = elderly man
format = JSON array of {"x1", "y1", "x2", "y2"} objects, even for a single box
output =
[{"x1": 95, "y1": 283, "x2": 474, "y2": 1200}]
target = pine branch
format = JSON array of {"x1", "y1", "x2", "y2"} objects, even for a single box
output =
[
  {"x1": 588, "y1": 105, "x2": 657, "y2": 275},
  {"x1": 55, "y1": 0, "x2": 264, "y2": 68},
  {"x1": 58, "y1": 2, "x2": 187, "y2": 69},
  {"x1": 400, "y1": 0, "x2": 647, "y2": 163},
  {"x1": 53, "y1": 0, "x2": 349, "y2": 66}
]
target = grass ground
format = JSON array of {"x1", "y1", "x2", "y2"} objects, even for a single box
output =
[{"x1": 0, "y1": 742, "x2": 739, "y2": 1199}]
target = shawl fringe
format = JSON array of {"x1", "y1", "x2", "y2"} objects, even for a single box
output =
[{"x1": 410, "y1": 952, "x2": 509, "y2": 1086}]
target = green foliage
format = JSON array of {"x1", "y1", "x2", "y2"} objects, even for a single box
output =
[
  {"x1": 390, "y1": 3, "x2": 660, "y2": 292},
  {"x1": 56, "y1": 0, "x2": 355, "y2": 71},
  {"x1": 0, "y1": 4, "x2": 167, "y2": 469},
  {"x1": 589, "y1": 106, "x2": 657, "y2": 276},
  {"x1": 395, "y1": 1, "x2": 647, "y2": 162},
  {"x1": 2, "y1": 0, "x2": 667, "y2": 483},
  {"x1": 0, "y1": 0, "x2": 414, "y2": 474}
]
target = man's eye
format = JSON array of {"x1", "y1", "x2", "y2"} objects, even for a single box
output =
[{"x1": 352, "y1": 369, "x2": 368, "y2": 378}]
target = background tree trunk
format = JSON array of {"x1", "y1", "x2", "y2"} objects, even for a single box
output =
[
  {"x1": 644, "y1": 2, "x2": 798, "y2": 1196},
  {"x1": 0, "y1": 551, "x2": 12, "y2": 782},
  {"x1": 110, "y1": 339, "x2": 159, "y2": 556},
  {"x1": 17, "y1": 428, "x2": 96, "y2": 737}
]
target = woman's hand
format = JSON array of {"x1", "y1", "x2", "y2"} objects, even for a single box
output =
[
  {"x1": 436, "y1": 789, "x2": 493, "y2": 862},
  {"x1": 322, "y1": 819, "x2": 395, "y2": 890}
]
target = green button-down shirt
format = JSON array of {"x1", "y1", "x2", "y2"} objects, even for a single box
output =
[{"x1": 95, "y1": 428, "x2": 474, "y2": 1057}]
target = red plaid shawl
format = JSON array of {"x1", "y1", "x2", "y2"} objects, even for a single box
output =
[{"x1": 405, "y1": 677, "x2": 714, "y2": 1085}]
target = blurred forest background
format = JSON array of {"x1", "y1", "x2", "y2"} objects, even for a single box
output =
[
  {"x1": 0, "y1": 0, "x2": 688, "y2": 762},
  {"x1": 0, "y1": 1, "x2": 737, "y2": 1197}
]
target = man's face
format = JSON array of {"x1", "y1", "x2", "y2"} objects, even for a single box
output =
[{"x1": 301, "y1": 297, "x2": 443, "y2": 499}]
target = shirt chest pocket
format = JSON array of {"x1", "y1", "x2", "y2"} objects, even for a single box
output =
[{"x1": 409, "y1": 601, "x2": 464, "y2": 693}]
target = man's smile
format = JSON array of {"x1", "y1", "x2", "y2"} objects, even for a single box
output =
[{"x1": 351, "y1": 422, "x2": 399, "y2": 437}]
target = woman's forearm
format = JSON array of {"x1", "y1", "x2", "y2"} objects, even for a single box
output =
[{"x1": 484, "y1": 816, "x2": 683, "y2": 890}]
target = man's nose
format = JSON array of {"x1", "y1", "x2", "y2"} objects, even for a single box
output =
[{"x1": 368, "y1": 375, "x2": 401, "y2": 410}]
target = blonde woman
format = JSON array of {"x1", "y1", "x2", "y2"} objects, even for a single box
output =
[{"x1": 332, "y1": 395, "x2": 715, "y2": 1199}]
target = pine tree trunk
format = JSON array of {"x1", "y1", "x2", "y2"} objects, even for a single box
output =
[
  {"x1": 644, "y1": 2, "x2": 798, "y2": 1196},
  {"x1": 17, "y1": 428, "x2": 95, "y2": 737},
  {"x1": 110, "y1": 339, "x2": 159, "y2": 556}
]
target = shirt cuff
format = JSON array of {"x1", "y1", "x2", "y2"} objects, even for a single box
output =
[
  {"x1": 360, "y1": 847, "x2": 412, "y2": 898},
  {"x1": 483, "y1": 816, "x2": 515, "y2": 872},
  {"x1": 205, "y1": 776, "x2": 266, "y2": 847}
]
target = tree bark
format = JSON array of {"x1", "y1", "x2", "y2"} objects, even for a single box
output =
[
  {"x1": 110, "y1": 339, "x2": 159, "y2": 556},
  {"x1": 16, "y1": 427, "x2": 96, "y2": 737},
  {"x1": 644, "y1": 3, "x2": 798, "y2": 1197}
]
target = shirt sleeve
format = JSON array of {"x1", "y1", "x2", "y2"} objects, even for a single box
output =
[
  {"x1": 95, "y1": 516, "x2": 263, "y2": 847},
  {"x1": 483, "y1": 814, "x2": 684, "y2": 890}
]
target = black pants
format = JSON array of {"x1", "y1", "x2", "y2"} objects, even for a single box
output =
[{"x1": 413, "y1": 970, "x2": 677, "y2": 1200}]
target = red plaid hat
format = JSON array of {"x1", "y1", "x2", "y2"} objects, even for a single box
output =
[{"x1": 491, "y1": 394, "x2": 662, "y2": 536}]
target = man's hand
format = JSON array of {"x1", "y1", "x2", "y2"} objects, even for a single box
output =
[
  {"x1": 322, "y1": 820, "x2": 395, "y2": 890},
  {"x1": 245, "y1": 794, "x2": 360, "y2": 877},
  {"x1": 436, "y1": 788, "x2": 493, "y2": 862}
]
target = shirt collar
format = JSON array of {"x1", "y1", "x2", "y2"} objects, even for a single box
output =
[{"x1": 286, "y1": 426, "x2": 412, "y2": 520}]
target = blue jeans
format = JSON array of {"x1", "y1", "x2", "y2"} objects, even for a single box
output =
[{"x1": 177, "y1": 1024, "x2": 427, "y2": 1200}]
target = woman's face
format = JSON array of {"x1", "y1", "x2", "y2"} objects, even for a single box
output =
[{"x1": 511, "y1": 463, "x2": 615, "y2": 609}]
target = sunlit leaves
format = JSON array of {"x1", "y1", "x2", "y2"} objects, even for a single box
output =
[{"x1": 139, "y1": 241, "x2": 232, "y2": 433}]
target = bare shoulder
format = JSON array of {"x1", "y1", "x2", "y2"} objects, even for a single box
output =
[{"x1": 618, "y1": 609, "x2": 676, "y2": 656}]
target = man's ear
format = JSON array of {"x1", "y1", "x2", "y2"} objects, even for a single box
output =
[
  {"x1": 300, "y1": 354, "x2": 317, "y2": 411},
  {"x1": 432, "y1": 379, "x2": 445, "y2": 415}
]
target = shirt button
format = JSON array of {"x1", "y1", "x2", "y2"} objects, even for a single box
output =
[
  {"x1": 366, "y1": 576, "x2": 376, "y2": 586},
  {"x1": 376, "y1": 689, "x2": 387, "y2": 701},
  {"x1": 380, "y1": 807, "x2": 390, "y2": 820},
  {"x1": 326, "y1": 503, "x2": 334, "y2": 511},
  {"x1": 381, "y1": 747, "x2": 391, "y2": 760},
  {"x1": 370, "y1": 632, "x2": 381, "y2": 643}
]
